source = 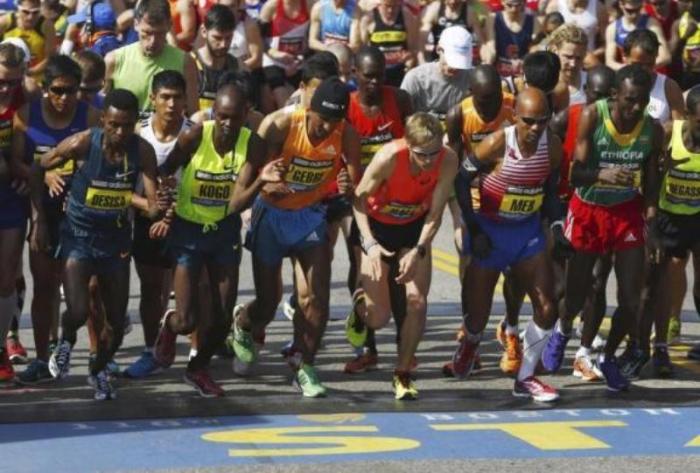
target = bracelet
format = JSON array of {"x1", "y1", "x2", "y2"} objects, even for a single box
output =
[
  {"x1": 361, "y1": 237, "x2": 378, "y2": 253},
  {"x1": 415, "y1": 244, "x2": 427, "y2": 258}
]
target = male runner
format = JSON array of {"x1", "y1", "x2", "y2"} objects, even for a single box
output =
[
  {"x1": 36, "y1": 89, "x2": 162, "y2": 400},
  {"x1": 451, "y1": 87, "x2": 564, "y2": 402},
  {"x1": 231, "y1": 77, "x2": 361, "y2": 397},
  {"x1": 542, "y1": 64, "x2": 663, "y2": 392}
]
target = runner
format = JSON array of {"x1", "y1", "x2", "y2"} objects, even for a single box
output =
[
  {"x1": 124, "y1": 70, "x2": 193, "y2": 379},
  {"x1": 542, "y1": 64, "x2": 663, "y2": 392},
  {"x1": 418, "y1": 0, "x2": 484, "y2": 64},
  {"x1": 152, "y1": 82, "x2": 277, "y2": 396},
  {"x1": 12, "y1": 55, "x2": 99, "y2": 384},
  {"x1": 0, "y1": 0, "x2": 54, "y2": 77},
  {"x1": 343, "y1": 45, "x2": 412, "y2": 374},
  {"x1": 482, "y1": 0, "x2": 539, "y2": 77},
  {"x1": 37, "y1": 89, "x2": 162, "y2": 400},
  {"x1": 230, "y1": 77, "x2": 361, "y2": 397},
  {"x1": 308, "y1": 0, "x2": 361, "y2": 51},
  {"x1": 451, "y1": 87, "x2": 564, "y2": 402},
  {"x1": 548, "y1": 24, "x2": 589, "y2": 107},
  {"x1": 348, "y1": 112, "x2": 457, "y2": 399}
]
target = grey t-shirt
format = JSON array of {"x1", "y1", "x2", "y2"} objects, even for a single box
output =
[{"x1": 400, "y1": 62, "x2": 471, "y2": 120}]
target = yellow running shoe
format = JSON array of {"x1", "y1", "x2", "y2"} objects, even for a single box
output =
[
  {"x1": 344, "y1": 290, "x2": 367, "y2": 349},
  {"x1": 392, "y1": 371, "x2": 418, "y2": 400}
]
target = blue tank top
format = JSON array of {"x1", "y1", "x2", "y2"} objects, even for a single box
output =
[
  {"x1": 66, "y1": 127, "x2": 140, "y2": 234},
  {"x1": 495, "y1": 12, "x2": 534, "y2": 77},
  {"x1": 26, "y1": 100, "x2": 88, "y2": 212},
  {"x1": 614, "y1": 15, "x2": 650, "y2": 48},
  {"x1": 319, "y1": 0, "x2": 355, "y2": 44}
]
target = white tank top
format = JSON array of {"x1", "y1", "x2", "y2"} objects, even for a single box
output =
[
  {"x1": 569, "y1": 71, "x2": 587, "y2": 106},
  {"x1": 136, "y1": 115, "x2": 193, "y2": 192},
  {"x1": 558, "y1": 0, "x2": 598, "y2": 50},
  {"x1": 230, "y1": 21, "x2": 250, "y2": 65},
  {"x1": 647, "y1": 74, "x2": 670, "y2": 124}
]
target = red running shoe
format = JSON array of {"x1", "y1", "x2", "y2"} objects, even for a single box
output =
[
  {"x1": 154, "y1": 309, "x2": 177, "y2": 368},
  {"x1": 513, "y1": 376, "x2": 559, "y2": 402},
  {"x1": 184, "y1": 368, "x2": 225, "y2": 398},
  {"x1": 451, "y1": 338, "x2": 480, "y2": 379},
  {"x1": 6, "y1": 335, "x2": 28, "y2": 364},
  {"x1": 344, "y1": 352, "x2": 379, "y2": 374},
  {"x1": 0, "y1": 349, "x2": 15, "y2": 382}
]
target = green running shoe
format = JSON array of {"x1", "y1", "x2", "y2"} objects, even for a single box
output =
[
  {"x1": 294, "y1": 363, "x2": 327, "y2": 398},
  {"x1": 232, "y1": 305, "x2": 257, "y2": 364},
  {"x1": 345, "y1": 290, "x2": 367, "y2": 349},
  {"x1": 667, "y1": 316, "x2": 681, "y2": 345}
]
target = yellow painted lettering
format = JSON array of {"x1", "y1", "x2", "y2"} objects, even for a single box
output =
[
  {"x1": 686, "y1": 435, "x2": 700, "y2": 447},
  {"x1": 431, "y1": 421, "x2": 626, "y2": 450},
  {"x1": 202, "y1": 426, "x2": 420, "y2": 457}
]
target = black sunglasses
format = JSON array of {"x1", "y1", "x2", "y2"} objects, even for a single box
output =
[
  {"x1": 520, "y1": 115, "x2": 550, "y2": 126},
  {"x1": 49, "y1": 86, "x2": 78, "y2": 96}
]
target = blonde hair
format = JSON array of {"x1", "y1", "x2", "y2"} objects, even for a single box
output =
[
  {"x1": 547, "y1": 24, "x2": 588, "y2": 51},
  {"x1": 405, "y1": 112, "x2": 443, "y2": 146}
]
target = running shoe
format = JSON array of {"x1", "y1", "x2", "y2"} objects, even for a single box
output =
[
  {"x1": 17, "y1": 359, "x2": 52, "y2": 384},
  {"x1": 650, "y1": 347, "x2": 674, "y2": 378},
  {"x1": 184, "y1": 368, "x2": 225, "y2": 398},
  {"x1": 591, "y1": 334, "x2": 606, "y2": 352},
  {"x1": 619, "y1": 346, "x2": 649, "y2": 379},
  {"x1": 344, "y1": 290, "x2": 367, "y2": 349},
  {"x1": 232, "y1": 305, "x2": 257, "y2": 364},
  {"x1": 0, "y1": 349, "x2": 15, "y2": 382},
  {"x1": 124, "y1": 351, "x2": 163, "y2": 379},
  {"x1": 88, "y1": 354, "x2": 120, "y2": 379},
  {"x1": 451, "y1": 337, "x2": 480, "y2": 379},
  {"x1": 442, "y1": 353, "x2": 481, "y2": 377},
  {"x1": 667, "y1": 316, "x2": 681, "y2": 345},
  {"x1": 599, "y1": 357, "x2": 630, "y2": 392},
  {"x1": 688, "y1": 343, "x2": 700, "y2": 361},
  {"x1": 153, "y1": 309, "x2": 178, "y2": 368},
  {"x1": 344, "y1": 351, "x2": 379, "y2": 374},
  {"x1": 88, "y1": 370, "x2": 116, "y2": 401},
  {"x1": 572, "y1": 355, "x2": 603, "y2": 382},
  {"x1": 499, "y1": 333, "x2": 522, "y2": 375},
  {"x1": 6, "y1": 335, "x2": 27, "y2": 364},
  {"x1": 282, "y1": 294, "x2": 296, "y2": 321},
  {"x1": 495, "y1": 320, "x2": 507, "y2": 348},
  {"x1": 541, "y1": 329, "x2": 570, "y2": 373},
  {"x1": 513, "y1": 376, "x2": 559, "y2": 402},
  {"x1": 393, "y1": 371, "x2": 418, "y2": 400},
  {"x1": 48, "y1": 339, "x2": 72, "y2": 379},
  {"x1": 294, "y1": 363, "x2": 327, "y2": 398},
  {"x1": 456, "y1": 325, "x2": 466, "y2": 342}
]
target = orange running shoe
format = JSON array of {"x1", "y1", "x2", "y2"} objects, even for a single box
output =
[
  {"x1": 499, "y1": 334, "x2": 522, "y2": 375},
  {"x1": 344, "y1": 352, "x2": 379, "y2": 374},
  {"x1": 496, "y1": 321, "x2": 507, "y2": 348}
]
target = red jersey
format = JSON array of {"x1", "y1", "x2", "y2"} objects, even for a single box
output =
[
  {"x1": 0, "y1": 87, "x2": 24, "y2": 151},
  {"x1": 367, "y1": 140, "x2": 444, "y2": 225},
  {"x1": 347, "y1": 86, "x2": 405, "y2": 170},
  {"x1": 644, "y1": 1, "x2": 678, "y2": 40},
  {"x1": 269, "y1": 0, "x2": 309, "y2": 56},
  {"x1": 559, "y1": 102, "x2": 583, "y2": 201}
]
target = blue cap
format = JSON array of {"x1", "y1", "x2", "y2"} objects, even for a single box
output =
[{"x1": 68, "y1": 2, "x2": 116, "y2": 30}]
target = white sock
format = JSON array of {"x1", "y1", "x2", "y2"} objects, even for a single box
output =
[
  {"x1": 517, "y1": 320, "x2": 551, "y2": 381},
  {"x1": 576, "y1": 346, "x2": 591, "y2": 359},
  {"x1": 188, "y1": 348, "x2": 198, "y2": 361},
  {"x1": 0, "y1": 293, "x2": 17, "y2": 342},
  {"x1": 505, "y1": 323, "x2": 519, "y2": 336}
]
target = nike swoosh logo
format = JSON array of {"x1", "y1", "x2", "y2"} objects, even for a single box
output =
[
  {"x1": 377, "y1": 122, "x2": 394, "y2": 132},
  {"x1": 115, "y1": 171, "x2": 134, "y2": 179}
]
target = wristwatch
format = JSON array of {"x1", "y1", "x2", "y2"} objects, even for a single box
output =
[{"x1": 415, "y1": 244, "x2": 427, "y2": 258}]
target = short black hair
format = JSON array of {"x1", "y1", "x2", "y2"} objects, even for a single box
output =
[
  {"x1": 44, "y1": 55, "x2": 82, "y2": 88},
  {"x1": 615, "y1": 64, "x2": 653, "y2": 92},
  {"x1": 301, "y1": 52, "x2": 339, "y2": 85},
  {"x1": 204, "y1": 4, "x2": 236, "y2": 31},
  {"x1": 151, "y1": 70, "x2": 186, "y2": 94},
  {"x1": 216, "y1": 70, "x2": 253, "y2": 99},
  {"x1": 544, "y1": 11, "x2": 564, "y2": 26},
  {"x1": 134, "y1": 0, "x2": 171, "y2": 24},
  {"x1": 587, "y1": 64, "x2": 615, "y2": 88},
  {"x1": 686, "y1": 85, "x2": 700, "y2": 114},
  {"x1": 74, "y1": 50, "x2": 105, "y2": 83},
  {"x1": 523, "y1": 51, "x2": 561, "y2": 93},
  {"x1": 355, "y1": 45, "x2": 385, "y2": 69},
  {"x1": 623, "y1": 28, "x2": 659, "y2": 56},
  {"x1": 103, "y1": 89, "x2": 139, "y2": 117}
]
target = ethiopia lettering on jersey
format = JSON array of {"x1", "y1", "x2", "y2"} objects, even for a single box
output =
[
  {"x1": 192, "y1": 169, "x2": 234, "y2": 206},
  {"x1": 85, "y1": 179, "x2": 133, "y2": 211},
  {"x1": 285, "y1": 155, "x2": 335, "y2": 191}
]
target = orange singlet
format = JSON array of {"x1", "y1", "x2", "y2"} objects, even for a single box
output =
[
  {"x1": 460, "y1": 92, "x2": 515, "y2": 151},
  {"x1": 367, "y1": 139, "x2": 445, "y2": 225},
  {"x1": 559, "y1": 102, "x2": 584, "y2": 200},
  {"x1": 265, "y1": 107, "x2": 345, "y2": 210},
  {"x1": 347, "y1": 86, "x2": 405, "y2": 170}
]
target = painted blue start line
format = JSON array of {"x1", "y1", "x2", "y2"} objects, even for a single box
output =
[{"x1": 3, "y1": 407, "x2": 700, "y2": 472}]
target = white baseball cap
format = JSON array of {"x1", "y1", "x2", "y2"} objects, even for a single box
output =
[
  {"x1": 1, "y1": 38, "x2": 30, "y2": 65},
  {"x1": 438, "y1": 26, "x2": 473, "y2": 70}
]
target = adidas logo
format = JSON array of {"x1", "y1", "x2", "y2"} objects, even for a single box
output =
[
  {"x1": 623, "y1": 232, "x2": 637, "y2": 243},
  {"x1": 597, "y1": 137, "x2": 609, "y2": 146},
  {"x1": 306, "y1": 231, "x2": 320, "y2": 242}
]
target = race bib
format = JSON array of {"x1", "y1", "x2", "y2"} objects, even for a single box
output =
[
  {"x1": 498, "y1": 186, "x2": 543, "y2": 218},
  {"x1": 379, "y1": 201, "x2": 425, "y2": 220},
  {"x1": 85, "y1": 180, "x2": 132, "y2": 211},
  {"x1": 665, "y1": 169, "x2": 700, "y2": 205},
  {"x1": 285, "y1": 156, "x2": 334, "y2": 191},
  {"x1": 191, "y1": 170, "x2": 234, "y2": 208}
]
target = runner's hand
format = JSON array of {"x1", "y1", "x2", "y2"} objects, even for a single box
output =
[
  {"x1": 367, "y1": 242, "x2": 394, "y2": 281},
  {"x1": 336, "y1": 167, "x2": 352, "y2": 195},
  {"x1": 259, "y1": 158, "x2": 287, "y2": 183},
  {"x1": 551, "y1": 224, "x2": 575, "y2": 260},
  {"x1": 395, "y1": 248, "x2": 419, "y2": 284},
  {"x1": 467, "y1": 221, "x2": 492, "y2": 259},
  {"x1": 598, "y1": 167, "x2": 634, "y2": 186},
  {"x1": 44, "y1": 171, "x2": 65, "y2": 197},
  {"x1": 149, "y1": 220, "x2": 170, "y2": 240},
  {"x1": 646, "y1": 217, "x2": 663, "y2": 264},
  {"x1": 263, "y1": 182, "x2": 294, "y2": 199},
  {"x1": 453, "y1": 224, "x2": 464, "y2": 253}
]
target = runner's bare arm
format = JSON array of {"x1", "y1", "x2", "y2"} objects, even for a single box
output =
[
  {"x1": 445, "y1": 104, "x2": 465, "y2": 159},
  {"x1": 415, "y1": 148, "x2": 459, "y2": 248},
  {"x1": 183, "y1": 54, "x2": 200, "y2": 116},
  {"x1": 342, "y1": 123, "x2": 362, "y2": 185},
  {"x1": 137, "y1": 138, "x2": 162, "y2": 220},
  {"x1": 643, "y1": 122, "x2": 664, "y2": 220},
  {"x1": 8, "y1": 104, "x2": 30, "y2": 180},
  {"x1": 308, "y1": 2, "x2": 325, "y2": 52},
  {"x1": 396, "y1": 88, "x2": 414, "y2": 120},
  {"x1": 228, "y1": 133, "x2": 283, "y2": 213},
  {"x1": 160, "y1": 123, "x2": 203, "y2": 176},
  {"x1": 472, "y1": 127, "x2": 506, "y2": 168},
  {"x1": 570, "y1": 103, "x2": 600, "y2": 186}
]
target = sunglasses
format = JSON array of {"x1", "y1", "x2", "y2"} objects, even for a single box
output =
[
  {"x1": 79, "y1": 85, "x2": 101, "y2": 94},
  {"x1": 0, "y1": 78, "x2": 21, "y2": 88},
  {"x1": 411, "y1": 147, "x2": 442, "y2": 158},
  {"x1": 520, "y1": 115, "x2": 549, "y2": 126},
  {"x1": 49, "y1": 86, "x2": 78, "y2": 96},
  {"x1": 18, "y1": 8, "x2": 40, "y2": 14}
]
